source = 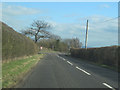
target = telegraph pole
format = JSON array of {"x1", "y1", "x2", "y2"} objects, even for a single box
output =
[{"x1": 85, "y1": 20, "x2": 88, "y2": 49}]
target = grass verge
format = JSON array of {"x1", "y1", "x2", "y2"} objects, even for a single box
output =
[{"x1": 2, "y1": 54, "x2": 45, "y2": 88}]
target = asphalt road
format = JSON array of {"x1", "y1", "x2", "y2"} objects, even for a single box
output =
[{"x1": 17, "y1": 53, "x2": 118, "y2": 89}]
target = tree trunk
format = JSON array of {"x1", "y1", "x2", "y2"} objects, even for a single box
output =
[{"x1": 35, "y1": 35, "x2": 37, "y2": 43}]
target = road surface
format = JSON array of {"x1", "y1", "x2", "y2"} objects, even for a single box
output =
[{"x1": 17, "y1": 53, "x2": 118, "y2": 89}]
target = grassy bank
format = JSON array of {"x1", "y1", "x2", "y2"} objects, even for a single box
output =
[
  {"x1": 2, "y1": 22, "x2": 38, "y2": 61},
  {"x1": 2, "y1": 54, "x2": 45, "y2": 88}
]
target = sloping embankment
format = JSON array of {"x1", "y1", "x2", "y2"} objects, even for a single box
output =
[{"x1": 2, "y1": 22, "x2": 38, "y2": 61}]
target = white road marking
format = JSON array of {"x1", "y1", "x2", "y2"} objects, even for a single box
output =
[
  {"x1": 57, "y1": 56, "x2": 66, "y2": 61},
  {"x1": 59, "y1": 56, "x2": 62, "y2": 58},
  {"x1": 60, "y1": 57, "x2": 63, "y2": 59},
  {"x1": 103, "y1": 83, "x2": 116, "y2": 90},
  {"x1": 76, "y1": 66, "x2": 91, "y2": 75},
  {"x1": 63, "y1": 58, "x2": 66, "y2": 61},
  {"x1": 61, "y1": 57, "x2": 63, "y2": 59},
  {"x1": 67, "y1": 61, "x2": 73, "y2": 65}
]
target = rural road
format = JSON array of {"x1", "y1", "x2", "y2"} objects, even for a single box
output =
[{"x1": 17, "y1": 53, "x2": 118, "y2": 89}]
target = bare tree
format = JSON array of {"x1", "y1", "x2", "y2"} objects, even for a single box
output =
[
  {"x1": 49, "y1": 34, "x2": 61, "y2": 40},
  {"x1": 22, "y1": 20, "x2": 52, "y2": 43},
  {"x1": 70, "y1": 38, "x2": 80, "y2": 48},
  {"x1": 64, "y1": 38, "x2": 82, "y2": 49}
]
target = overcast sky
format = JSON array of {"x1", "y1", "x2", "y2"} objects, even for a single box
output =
[{"x1": 1, "y1": 2, "x2": 118, "y2": 47}]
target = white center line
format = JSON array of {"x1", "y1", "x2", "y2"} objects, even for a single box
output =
[
  {"x1": 103, "y1": 83, "x2": 116, "y2": 90},
  {"x1": 76, "y1": 66, "x2": 91, "y2": 75},
  {"x1": 62, "y1": 58, "x2": 66, "y2": 61},
  {"x1": 59, "y1": 56, "x2": 62, "y2": 58},
  {"x1": 67, "y1": 61, "x2": 73, "y2": 65},
  {"x1": 61, "y1": 57, "x2": 64, "y2": 59},
  {"x1": 58, "y1": 56, "x2": 66, "y2": 61}
]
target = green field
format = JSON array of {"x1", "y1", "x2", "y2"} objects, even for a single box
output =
[{"x1": 2, "y1": 54, "x2": 45, "y2": 88}]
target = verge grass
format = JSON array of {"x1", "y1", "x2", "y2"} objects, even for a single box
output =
[{"x1": 2, "y1": 54, "x2": 45, "y2": 88}]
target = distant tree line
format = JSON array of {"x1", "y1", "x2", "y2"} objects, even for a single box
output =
[
  {"x1": 21, "y1": 20, "x2": 82, "y2": 52},
  {"x1": 37, "y1": 37, "x2": 82, "y2": 52}
]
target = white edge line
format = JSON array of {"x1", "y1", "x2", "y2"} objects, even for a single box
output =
[
  {"x1": 76, "y1": 66, "x2": 91, "y2": 75},
  {"x1": 103, "y1": 83, "x2": 116, "y2": 90},
  {"x1": 67, "y1": 61, "x2": 73, "y2": 65}
]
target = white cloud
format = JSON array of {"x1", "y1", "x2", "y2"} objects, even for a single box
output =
[
  {"x1": 1, "y1": 3, "x2": 44, "y2": 32},
  {"x1": 50, "y1": 15, "x2": 118, "y2": 47},
  {"x1": 2, "y1": 3, "x2": 41, "y2": 16},
  {"x1": 63, "y1": 13, "x2": 79, "y2": 18},
  {"x1": 1, "y1": 0, "x2": 119, "y2": 2},
  {"x1": 100, "y1": 4, "x2": 110, "y2": 8},
  {"x1": 0, "y1": 3, "x2": 2, "y2": 21},
  {"x1": 77, "y1": 15, "x2": 118, "y2": 32}
]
